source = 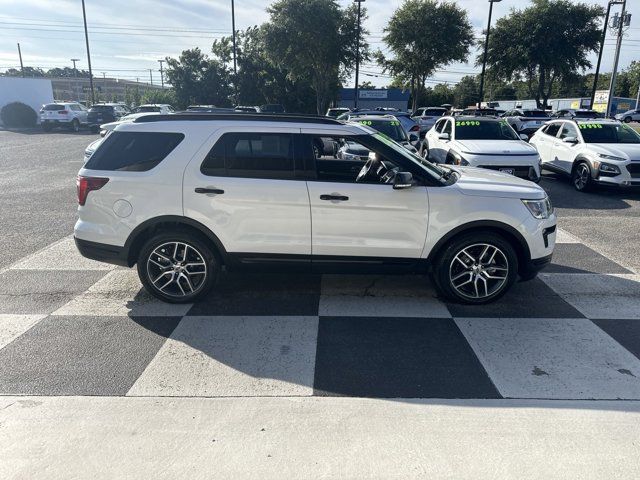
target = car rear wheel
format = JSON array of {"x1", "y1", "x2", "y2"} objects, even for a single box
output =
[
  {"x1": 137, "y1": 232, "x2": 217, "y2": 303},
  {"x1": 70, "y1": 119, "x2": 80, "y2": 132},
  {"x1": 624, "y1": 116, "x2": 632, "y2": 123},
  {"x1": 431, "y1": 232, "x2": 518, "y2": 304},
  {"x1": 572, "y1": 162, "x2": 592, "y2": 192}
]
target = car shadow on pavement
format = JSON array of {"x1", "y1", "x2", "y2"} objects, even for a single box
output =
[{"x1": 541, "y1": 173, "x2": 640, "y2": 210}]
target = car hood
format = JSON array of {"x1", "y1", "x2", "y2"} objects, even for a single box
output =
[
  {"x1": 449, "y1": 166, "x2": 545, "y2": 199},
  {"x1": 586, "y1": 143, "x2": 640, "y2": 160},
  {"x1": 453, "y1": 139, "x2": 537, "y2": 156}
]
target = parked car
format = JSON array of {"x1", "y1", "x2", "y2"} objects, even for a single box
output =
[
  {"x1": 234, "y1": 106, "x2": 262, "y2": 113},
  {"x1": 615, "y1": 109, "x2": 640, "y2": 123},
  {"x1": 339, "y1": 110, "x2": 421, "y2": 146},
  {"x1": 131, "y1": 104, "x2": 175, "y2": 115},
  {"x1": 326, "y1": 107, "x2": 350, "y2": 118},
  {"x1": 423, "y1": 116, "x2": 541, "y2": 182},
  {"x1": 530, "y1": 119, "x2": 640, "y2": 191},
  {"x1": 502, "y1": 109, "x2": 550, "y2": 136},
  {"x1": 346, "y1": 115, "x2": 419, "y2": 153},
  {"x1": 186, "y1": 105, "x2": 234, "y2": 113},
  {"x1": 460, "y1": 108, "x2": 500, "y2": 117},
  {"x1": 259, "y1": 104, "x2": 286, "y2": 113},
  {"x1": 551, "y1": 109, "x2": 602, "y2": 120},
  {"x1": 87, "y1": 103, "x2": 129, "y2": 132},
  {"x1": 411, "y1": 107, "x2": 447, "y2": 134},
  {"x1": 40, "y1": 102, "x2": 89, "y2": 132},
  {"x1": 75, "y1": 113, "x2": 555, "y2": 305}
]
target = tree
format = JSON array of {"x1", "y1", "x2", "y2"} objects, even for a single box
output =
[
  {"x1": 164, "y1": 47, "x2": 233, "y2": 109},
  {"x1": 452, "y1": 75, "x2": 479, "y2": 108},
  {"x1": 376, "y1": 0, "x2": 473, "y2": 111},
  {"x1": 1, "y1": 67, "x2": 46, "y2": 77},
  {"x1": 262, "y1": 0, "x2": 369, "y2": 114},
  {"x1": 482, "y1": 0, "x2": 603, "y2": 109}
]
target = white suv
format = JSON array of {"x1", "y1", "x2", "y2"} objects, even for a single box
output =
[
  {"x1": 74, "y1": 114, "x2": 556, "y2": 304},
  {"x1": 40, "y1": 102, "x2": 89, "y2": 132},
  {"x1": 530, "y1": 119, "x2": 640, "y2": 191}
]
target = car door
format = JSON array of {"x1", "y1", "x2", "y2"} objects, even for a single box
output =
[
  {"x1": 534, "y1": 122, "x2": 561, "y2": 165},
  {"x1": 425, "y1": 119, "x2": 444, "y2": 160},
  {"x1": 302, "y1": 130, "x2": 429, "y2": 261},
  {"x1": 433, "y1": 119, "x2": 452, "y2": 163},
  {"x1": 183, "y1": 128, "x2": 312, "y2": 260},
  {"x1": 554, "y1": 123, "x2": 580, "y2": 173}
]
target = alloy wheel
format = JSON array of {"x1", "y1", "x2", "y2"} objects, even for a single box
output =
[
  {"x1": 146, "y1": 241, "x2": 208, "y2": 298},
  {"x1": 573, "y1": 164, "x2": 590, "y2": 190},
  {"x1": 449, "y1": 243, "x2": 509, "y2": 300}
]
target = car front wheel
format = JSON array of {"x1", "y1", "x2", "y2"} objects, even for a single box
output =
[
  {"x1": 624, "y1": 116, "x2": 632, "y2": 123},
  {"x1": 137, "y1": 232, "x2": 217, "y2": 303},
  {"x1": 432, "y1": 233, "x2": 518, "y2": 304},
  {"x1": 572, "y1": 162, "x2": 592, "y2": 192}
]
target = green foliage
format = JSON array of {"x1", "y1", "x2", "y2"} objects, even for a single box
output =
[
  {"x1": 141, "y1": 89, "x2": 177, "y2": 106},
  {"x1": 262, "y1": 0, "x2": 369, "y2": 114},
  {"x1": 1, "y1": 67, "x2": 46, "y2": 78},
  {"x1": 483, "y1": 0, "x2": 603, "y2": 108},
  {"x1": 376, "y1": 0, "x2": 473, "y2": 111},
  {"x1": 0, "y1": 102, "x2": 37, "y2": 128},
  {"x1": 164, "y1": 47, "x2": 233, "y2": 109}
]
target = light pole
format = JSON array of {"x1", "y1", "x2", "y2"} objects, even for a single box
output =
[
  {"x1": 149, "y1": 69, "x2": 153, "y2": 86},
  {"x1": 590, "y1": 1, "x2": 622, "y2": 109},
  {"x1": 478, "y1": 0, "x2": 502, "y2": 109},
  {"x1": 353, "y1": 0, "x2": 365, "y2": 110},
  {"x1": 81, "y1": 0, "x2": 95, "y2": 105},
  {"x1": 606, "y1": 0, "x2": 629, "y2": 118},
  {"x1": 231, "y1": 0, "x2": 238, "y2": 104},
  {"x1": 158, "y1": 59, "x2": 165, "y2": 88}
]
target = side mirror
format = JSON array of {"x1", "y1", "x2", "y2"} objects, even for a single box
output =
[
  {"x1": 562, "y1": 136, "x2": 578, "y2": 144},
  {"x1": 438, "y1": 132, "x2": 450, "y2": 141},
  {"x1": 393, "y1": 172, "x2": 413, "y2": 190},
  {"x1": 409, "y1": 133, "x2": 419, "y2": 143},
  {"x1": 519, "y1": 133, "x2": 529, "y2": 141}
]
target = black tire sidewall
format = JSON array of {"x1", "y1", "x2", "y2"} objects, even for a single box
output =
[
  {"x1": 137, "y1": 232, "x2": 217, "y2": 303},
  {"x1": 572, "y1": 162, "x2": 592, "y2": 192},
  {"x1": 71, "y1": 119, "x2": 80, "y2": 132},
  {"x1": 624, "y1": 117, "x2": 632, "y2": 123},
  {"x1": 432, "y1": 232, "x2": 518, "y2": 304}
]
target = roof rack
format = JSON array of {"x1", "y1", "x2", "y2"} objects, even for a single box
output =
[{"x1": 133, "y1": 113, "x2": 342, "y2": 125}]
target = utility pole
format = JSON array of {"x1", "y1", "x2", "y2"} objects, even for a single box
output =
[
  {"x1": 149, "y1": 69, "x2": 153, "y2": 86},
  {"x1": 606, "y1": 0, "x2": 629, "y2": 118},
  {"x1": 478, "y1": 0, "x2": 502, "y2": 109},
  {"x1": 17, "y1": 43, "x2": 24, "y2": 77},
  {"x1": 158, "y1": 59, "x2": 165, "y2": 87},
  {"x1": 81, "y1": 0, "x2": 95, "y2": 104},
  {"x1": 590, "y1": 1, "x2": 621, "y2": 109},
  {"x1": 231, "y1": 0, "x2": 238, "y2": 104},
  {"x1": 353, "y1": 0, "x2": 365, "y2": 110}
]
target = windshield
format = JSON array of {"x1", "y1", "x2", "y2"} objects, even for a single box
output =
[
  {"x1": 421, "y1": 109, "x2": 446, "y2": 116},
  {"x1": 454, "y1": 120, "x2": 519, "y2": 140},
  {"x1": 90, "y1": 105, "x2": 114, "y2": 112},
  {"x1": 356, "y1": 119, "x2": 407, "y2": 141},
  {"x1": 575, "y1": 111, "x2": 600, "y2": 118},
  {"x1": 580, "y1": 123, "x2": 640, "y2": 144},
  {"x1": 369, "y1": 132, "x2": 446, "y2": 180},
  {"x1": 522, "y1": 110, "x2": 549, "y2": 118},
  {"x1": 43, "y1": 104, "x2": 66, "y2": 111},
  {"x1": 134, "y1": 106, "x2": 161, "y2": 113}
]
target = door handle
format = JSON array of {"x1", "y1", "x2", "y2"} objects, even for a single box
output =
[
  {"x1": 320, "y1": 194, "x2": 349, "y2": 201},
  {"x1": 195, "y1": 187, "x2": 224, "y2": 194}
]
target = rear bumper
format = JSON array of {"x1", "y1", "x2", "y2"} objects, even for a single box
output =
[{"x1": 75, "y1": 237, "x2": 129, "y2": 267}]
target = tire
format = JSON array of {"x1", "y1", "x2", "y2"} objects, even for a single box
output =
[
  {"x1": 431, "y1": 232, "x2": 518, "y2": 304},
  {"x1": 70, "y1": 119, "x2": 80, "y2": 132},
  {"x1": 624, "y1": 116, "x2": 632, "y2": 123},
  {"x1": 572, "y1": 161, "x2": 593, "y2": 192},
  {"x1": 137, "y1": 232, "x2": 218, "y2": 303},
  {"x1": 420, "y1": 140, "x2": 430, "y2": 160},
  {"x1": 42, "y1": 123, "x2": 52, "y2": 132}
]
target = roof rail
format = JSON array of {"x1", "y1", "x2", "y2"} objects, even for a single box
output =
[{"x1": 133, "y1": 113, "x2": 343, "y2": 125}]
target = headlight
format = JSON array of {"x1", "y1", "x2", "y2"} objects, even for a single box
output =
[
  {"x1": 598, "y1": 162, "x2": 620, "y2": 174},
  {"x1": 522, "y1": 196, "x2": 553, "y2": 219},
  {"x1": 597, "y1": 153, "x2": 625, "y2": 162}
]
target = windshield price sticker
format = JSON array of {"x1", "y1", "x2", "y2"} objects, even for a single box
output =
[
  {"x1": 456, "y1": 121, "x2": 481, "y2": 126},
  {"x1": 578, "y1": 124, "x2": 603, "y2": 129},
  {"x1": 390, "y1": 121, "x2": 400, "y2": 126},
  {"x1": 358, "y1": 120, "x2": 373, "y2": 126}
]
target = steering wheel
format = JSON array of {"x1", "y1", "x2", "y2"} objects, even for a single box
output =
[{"x1": 356, "y1": 154, "x2": 386, "y2": 183}]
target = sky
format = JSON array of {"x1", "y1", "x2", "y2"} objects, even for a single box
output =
[{"x1": 0, "y1": 0, "x2": 638, "y2": 88}]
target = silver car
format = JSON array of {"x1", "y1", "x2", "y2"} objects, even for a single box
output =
[{"x1": 615, "y1": 109, "x2": 640, "y2": 123}]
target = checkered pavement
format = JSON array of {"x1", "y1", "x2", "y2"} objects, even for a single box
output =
[{"x1": 1, "y1": 229, "x2": 640, "y2": 400}]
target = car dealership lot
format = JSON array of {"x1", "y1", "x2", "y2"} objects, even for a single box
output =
[{"x1": 1, "y1": 130, "x2": 640, "y2": 478}]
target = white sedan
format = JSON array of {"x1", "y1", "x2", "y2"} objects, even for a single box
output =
[{"x1": 423, "y1": 116, "x2": 542, "y2": 182}]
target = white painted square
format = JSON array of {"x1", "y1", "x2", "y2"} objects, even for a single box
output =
[
  {"x1": 0, "y1": 315, "x2": 46, "y2": 350},
  {"x1": 127, "y1": 316, "x2": 319, "y2": 397},
  {"x1": 455, "y1": 317, "x2": 640, "y2": 399},
  {"x1": 541, "y1": 273, "x2": 640, "y2": 319},
  {"x1": 10, "y1": 237, "x2": 116, "y2": 271},
  {"x1": 52, "y1": 270, "x2": 191, "y2": 317},
  {"x1": 555, "y1": 229, "x2": 581, "y2": 244},
  {"x1": 320, "y1": 274, "x2": 451, "y2": 318}
]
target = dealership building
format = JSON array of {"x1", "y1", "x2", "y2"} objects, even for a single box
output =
[{"x1": 336, "y1": 88, "x2": 410, "y2": 111}]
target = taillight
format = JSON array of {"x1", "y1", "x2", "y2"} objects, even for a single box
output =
[{"x1": 77, "y1": 176, "x2": 109, "y2": 206}]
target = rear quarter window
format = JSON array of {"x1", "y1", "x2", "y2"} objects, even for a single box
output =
[{"x1": 85, "y1": 131, "x2": 184, "y2": 172}]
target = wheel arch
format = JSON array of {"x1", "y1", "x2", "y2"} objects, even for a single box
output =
[
  {"x1": 123, "y1": 215, "x2": 228, "y2": 267},
  {"x1": 571, "y1": 155, "x2": 592, "y2": 174},
  {"x1": 426, "y1": 220, "x2": 531, "y2": 275}
]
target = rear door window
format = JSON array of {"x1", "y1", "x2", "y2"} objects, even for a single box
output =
[
  {"x1": 85, "y1": 131, "x2": 184, "y2": 171},
  {"x1": 544, "y1": 123, "x2": 561, "y2": 137},
  {"x1": 201, "y1": 132, "x2": 295, "y2": 180}
]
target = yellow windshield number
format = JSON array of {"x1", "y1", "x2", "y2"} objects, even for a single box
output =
[
  {"x1": 578, "y1": 124, "x2": 603, "y2": 129},
  {"x1": 456, "y1": 120, "x2": 481, "y2": 127}
]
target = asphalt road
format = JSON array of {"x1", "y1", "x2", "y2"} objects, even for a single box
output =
[
  {"x1": 0, "y1": 129, "x2": 97, "y2": 268},
  {"x1": 1, "y1": 129, "x2": 639, "y2": 271}
]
